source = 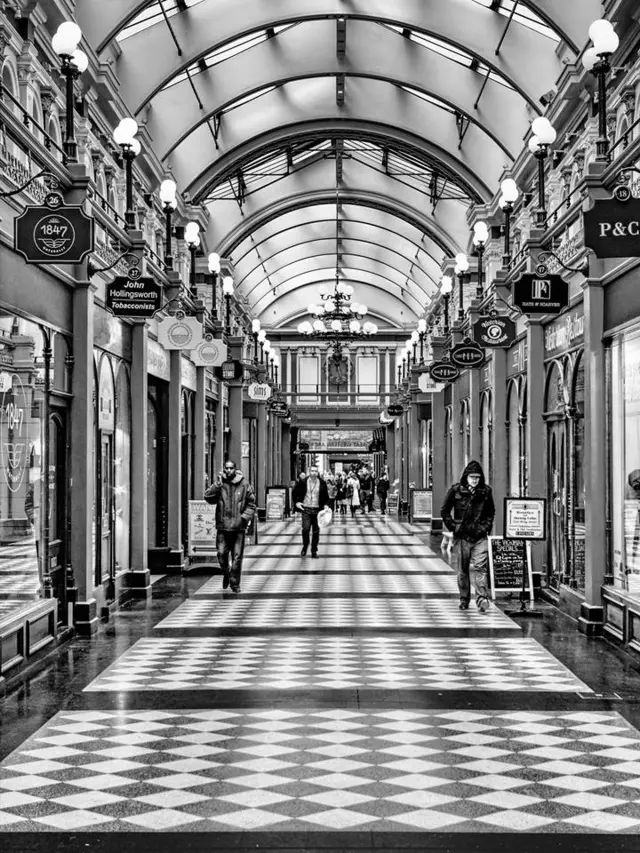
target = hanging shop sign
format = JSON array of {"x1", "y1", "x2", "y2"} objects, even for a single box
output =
[
  {"x1": 472, "y1": 315, "x2": 516, "y2": 348},
  {"x1": 270, "y1": 401, "x2": 289, "y2": 416},
  {"x1": 298, "y1": 441, "x2": 310, "y2": 451},
  {"x1": 450, "y1": 340, "x2": 485, "y2": 369},
  {"x1": 418, "y1": 373, "x2": 445, "y2": 393},
  {"x1": 248, "y1": 382, "x2": 272, "y2": 401},
  {"x1": 583, "y1": 188, "x2": 640, "y2": 258},
  {"x1": 190, "y1": 335, "x2": 227, "y2": 367},
  {"x1": 105, "y1": 269, "x2": 162, "y2": 318},
  {"x1": 156, "y1": 313, "x2": 203, "y2": 350},
  {"x1": 386, "y1": 404, "x2": 404, "y2": 417},
  {"x1": 429, "y1": 361, "x2": 460, "y2": 383},
  {"x1": 219, "y1": 359, "x2": 244, "y2": 381},
  {"x1": 14, "y1": 191, "x2": 94, "y2": 264},
  {"x1": 511, "y1": 273, "x2": 568, "y2": 315}
]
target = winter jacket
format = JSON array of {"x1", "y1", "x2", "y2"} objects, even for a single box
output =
[
  {"x1": 441, "y1": 460, "x2": 495, "y2": 544},
  {"x1": 292, "y1": 476, "x2": 329, "y2": 510},
  {"x1": 204, "y1": 471, "x2": 256, "y2": 531},
  {"x1": 376, "y1": 476, "x2": 390, "y2": 496}
]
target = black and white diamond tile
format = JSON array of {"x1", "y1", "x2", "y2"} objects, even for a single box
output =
[
  {"x1": 2, "y1": 709, "x2": 640, "y2": 832},
  {"x1": 84, "y1": 636, "x2": 592, "y2": 693},
  {"x1": 154, "y1": 598, "x2": 519, "y2": 630},
  {"x1": 195, "y1": 573, "x2": 459, "y2": 596},
  {"x1": 247, "y1": 544, "x2": 427, "y2": 557},
  {"x1": 241, "y1": 557, "x2": 436, "y2": 573}
]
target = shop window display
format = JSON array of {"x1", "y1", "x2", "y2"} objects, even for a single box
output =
[{"x1": 621, "y1": 336, "x2": 640, "y2": 594}]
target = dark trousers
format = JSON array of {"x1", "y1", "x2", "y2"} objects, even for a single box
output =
[
  {"x1": 360, "y1": 490, "x2": 370, "y2": 512},
  {"x1": 217, "y1": 530, "x2": 246, "y2": 584},
  {"x1": 301, "y1": 507, "x2": 320, "y2": 553},
  {"x1": 378, "y1": 493, "x2": 387, "y2": 513}
]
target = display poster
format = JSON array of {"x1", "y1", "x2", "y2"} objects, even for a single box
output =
[
  {"x1": 504, "y1": 497, "x2": 546, "y2": 540},
  {"x1": 488, "y1": 536, "x2": 534, "y2": 602},
  {"x1": 409, "y1": 489, "x2": 432, "y2": 523},
  {"x1": 188, "y1": 500, "x2": 217, "y2": 557},
  {"x1": 266, "y1": 487, "x2": 287, "y2": 520},
  {"x1": 387, "y1": 493, "x2": 399, "y2": 515}
]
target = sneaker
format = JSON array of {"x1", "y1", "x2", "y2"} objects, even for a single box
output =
[
  {"x1": 222, "y1": 573, "x2": 230, "y2": 590},
  {"x1": 477, "y1": 600, "x2": 490, "y2": 613},
  {"x1": 459, "y1": 602, "x2": 469, "y2": 610},
  {"x1": 311, "y1": 552, "x2": 319, "y2": 559},
  {"x1": 301, "y1": 549, "x2": 308, "y2": 557}
]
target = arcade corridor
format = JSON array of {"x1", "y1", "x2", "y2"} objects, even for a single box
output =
[{"x1": 1, "y1": 517, "x2": 640, "y2": 851}]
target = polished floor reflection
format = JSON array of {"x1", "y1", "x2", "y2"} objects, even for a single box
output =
[{"x1": 1, "y1": 516, "x2": 640, "y2": 850}]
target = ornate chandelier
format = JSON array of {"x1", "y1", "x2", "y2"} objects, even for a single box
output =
[{"x1": 297, "y1": 280, "x2": 378, "y2": 350}]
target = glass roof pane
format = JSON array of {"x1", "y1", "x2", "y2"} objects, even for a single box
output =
[
  {"x1": 117, "y1": 0, "x2": 206, "y2": 41},
  {"x1": 469, "y1": 0, "x2": 560, "y2": 41}
]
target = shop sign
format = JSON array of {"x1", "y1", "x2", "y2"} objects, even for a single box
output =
[
  {"x1": 270, "y1": 401, "x2": 289, "y2": 415},
  {"x1": 220, "y1": 359, "x2": 244, "y2": 381},
  {"x1": 187, "y1": 500, "x2": 217, "y2": 557},
  {"x1": 504, "y1": 497, "x2": 547, "y2": 540},
  {"x1": 450, "y1": 341, "x2": 485, "y2": 369},
  {"x1": 512, "y1": 273, "x2": 569, "y2": 314},
  {"x1": 473, "y1": 315, "x2": 516, "y2": 348},
  {"x1": 190, "y1": 336, "x2": 227, "y2": 367},
  {"x1": 418, "y1": 373, "x2": 445, "y2": 393},
  {"x1": 14, "y1": 191, "x2": 94, "y2": 264},
  {"x1": 0, "y1": 374, "x2": 29, "y2": 493},
  {"x1": 429, "y1": 361, "x2": 460, "y2": 383},
  {"x1": 248, "y1": 382, "x2": 272, "y2": 401},
  {"x1": 544, "y1": 306, "x2": 584, "y2": 355},
  {"x1": 386, "y1": 404, "x2": 404, "y2": 417},
  {"x1": 147, "y1": 338, "x2": 170, "y2": 381},
  {"x1": 105, "y1": 270, "x2": 162, "y2": 318},
  {"x1": 298, "y1": 441, "x2": 310, "y2": 451},
  {"x1": 157, "y1": 313, "x2": 203, "y2": 350},
  {"x1": 583, "y1": 193, "x2": 640, "y2": 258},
  {"x1": 180, "y1": 357, "x2": 197, "y2": 391}
]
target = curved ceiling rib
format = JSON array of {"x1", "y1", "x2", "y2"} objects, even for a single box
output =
[
  {"x1": 144, "y1": 20, "x2": 529, "y2": 162},
  {"x1": 89, "y1": 1, "x2": 567, "y2": 111},
  {"x1": 84, "y1": 0, "x2": 599, "y2": 59}
]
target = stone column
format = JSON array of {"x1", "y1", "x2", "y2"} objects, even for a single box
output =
[
  {"x1": 227, "y1": 337, "x2": 245, "y2": 467},
  {"x1": 194, "y1": 366, "x2": 206, "y2": 496},
  {"x1": 491, "y1": 348, "x2": 508, "y2": 534},
  {"x1": 256, "y1": 402, "x2": 267, "y2": 516},
  {"x1": 430, "y1": 336, "x2": 447, "y2": 533},
  {"x1": 468, "y1": 368, "x2": 481, "y2": 461},
  {"x1": 215, "y1": 385, "x2": 226, "y2": 472},
  {"x1": 128, "y1": 320, "x2": 150, "y2": 598},
  {"x1": 526, "y1": 318, "x2": 545, "y2": 575},
  {"x1": 166, "y1": 350, "x2": 184, "y2": 572},
  {"x1": 408, "y1": 400, "x2": 421, "y2": 492},
  {"x1": 385, "y1": 422, "x2": 395, "y2": 482}
]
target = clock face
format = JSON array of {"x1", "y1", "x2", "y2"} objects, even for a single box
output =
[{"x1": 328, "y1": 358, "x2": 349, "y2": 384}]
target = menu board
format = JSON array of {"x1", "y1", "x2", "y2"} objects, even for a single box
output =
[
  {"x1": 410, "y1": 489, "x2": 432, "y2": 523},
  {"x1": 504, "y1": 497, "x2": 546, "y2": 540},
  {"x1": 266, "y1": 488, "x2": 287, "y2": 520},
  {"x1": 488, "y1": 536, "x2": 534, "y2": 602},
  {"x1": 387, "y1": 493, "x2": 399, "y2": 515}
]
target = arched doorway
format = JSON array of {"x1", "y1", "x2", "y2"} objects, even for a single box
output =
[{"x1": 545, "y1": 359, "x2": 568, "y2": 590}]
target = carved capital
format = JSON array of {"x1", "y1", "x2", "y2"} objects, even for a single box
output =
[
  {"x1": 90, "y1": 147, "x2": 103, "y2": 177},
  {"x1": 40, "y1": 86, "x2": 55, "y2": 116}
]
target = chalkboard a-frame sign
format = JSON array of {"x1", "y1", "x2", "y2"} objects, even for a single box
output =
[{"x1": 488, "y1": 536, "x2": 534, "y2": 603}]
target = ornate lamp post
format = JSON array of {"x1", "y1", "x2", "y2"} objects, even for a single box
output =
[
  {"x1": 472, "y1": 221, "x2": 488, "y2": 299},
  {"x1": 113, "y1": 118, "x2": 141, "y2": 230},
  {"x1": 528, "y1": 117, "x2": 556, "y2": 228},
  {"x1": 52, "y1": 22, "x2": 87, "y2": 162},
  {"x1": 208, "y1": 252, "x2": 220, "y2": 319},
  {"x1": 499, "y1": 178, "x2": 519, "y2": 267},
  {"x1": 252, "y1": 319, "x2": 261, "y2": 365},
  {"x1": 222, "y1": 275, "x2": 234, "y2": 334},
  {"x1": 583, "y1": 19, "x2": 620, "y2": 163},
  {"x1": 441, "y1": 275, "x2": 453, "y2": 337},
  {"x1": 159, "y1": 179, "x2": 177, "y2": 270},
  {"x1": 185, "y1": 221, "x2": 200, "y2": 299},
  {"x1": 454, "y1": 253, "x2": 469, "y2": 324},
  {"x1": 417, "y1": 318, "x2": 427, "y2": 363}
]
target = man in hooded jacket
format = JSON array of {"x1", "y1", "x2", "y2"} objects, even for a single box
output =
[
  {"x1": 441, "y1": 460, "x2": 495, "y2": 612},
  {"x1": 205, "y1": 460, "x2": 256, "y2": 593}
]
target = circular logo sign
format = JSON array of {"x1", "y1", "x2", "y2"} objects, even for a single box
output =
[
  {"x1": 167, "y1": 322, "x2": 194, "y2": 347},
  {"x1": 486, "y1": 322, "x2": 506, "y2": 342},
  {"x1": 195, "y1": 340, "x2": 223, "y2": 364},
  {"x1": 128, "y1": 266, "x2": 142, "y2": 280},
  {"x1": 429, "y1": 362, "x2": 460, "y2": 383},
  {"x1": 450, "y1": 343, "x2": 485, "y2": 368},
  {"x1": 386, "y1": 404, "x2": 404, "y2": 417},
  {"x1": 614, "y1": 184, "x2": 632, "y2": 203},
  {"x1": 33, "y1": 213, "x2": 75, "y2": 256},
  {"x1": 535, "y1": 262, "x2": 549, "y2": 276}
]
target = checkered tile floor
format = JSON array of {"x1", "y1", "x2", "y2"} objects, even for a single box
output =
[
  {"x1": 248, "y1": 543, "x2": 427, "y2": 557},
  {"x1": 84, "y1": 637, "x2": 592, "y2": 693},
  {"x1": 155, "y1": 597, "x2": 519, "y2": 630},
  {"x1": 195, "y1": 573, "x2": 459, "y2": 596},
  {"x1": 242, "y1": 556, "x2": 436, "y2": 573},
  {"x1": 3, "y1": 710, "x2": 640, "y2": 832}
]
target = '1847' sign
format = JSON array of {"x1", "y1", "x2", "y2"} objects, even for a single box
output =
[{"x1": 15, "y1": 191, "x2": 94, "y2": 264}]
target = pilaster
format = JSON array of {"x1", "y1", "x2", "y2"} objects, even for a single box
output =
[{"x1": 166, "y1": 349, "x2": 184, "y2": 572}]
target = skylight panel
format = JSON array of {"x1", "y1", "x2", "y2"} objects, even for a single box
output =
[
  {"x1": 117, "y1": 0, "x2": 207, "y2": 42},
  {"x1": 470, "y1": 0, "x2": 560, "y2": 41}
]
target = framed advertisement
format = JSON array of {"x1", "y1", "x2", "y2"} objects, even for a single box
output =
[
  {"x1": 504, "y1": 497, "x2": 546, "y2": 540},
  {"x1": 409, "y1": 489, "x2": 432, "y2": 523}
]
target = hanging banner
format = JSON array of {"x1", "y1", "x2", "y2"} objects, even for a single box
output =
[
  {"x1": 248, "y1": 383, "x2": 272, "y2": 401},
  {"x1": 190, "y1": 336, "x2": 227, "y2": 367},
  {"x1": 157, "y1": 313, "x2": 203, "y2": 350},
  {"x1": 583, "y1": 192, "x2": 640, "y2": 258},
  {"x1": 473, "y1": 315, "x2": 516, "y2": 348},
  {"x1": 14, "y1": 191, "x2": 94, "y2": 264},
  {"x1": 512, "y1": 273, "x2": 569, "y2": 315}
]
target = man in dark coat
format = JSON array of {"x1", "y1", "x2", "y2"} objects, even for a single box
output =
[
  {"x1": 441, "y1": 460, "x2": 495, "y2": 612},
  {"x1": 376, "y1": 470, "x2": 390, "y2": 514},
  {"x1": 292, "y1": 465, "x2": 329, "y2": 558},
  {"x1": 204, "y1": 460, "x2": 256, "y2": 593}
]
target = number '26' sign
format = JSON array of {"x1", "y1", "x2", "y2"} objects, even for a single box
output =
[{"x1": 15, "y1": 192, "x2": 94, "y2": 264}]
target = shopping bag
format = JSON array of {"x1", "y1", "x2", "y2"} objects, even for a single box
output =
[{"x1": 318, "y1": 507, "x2": 333, "y2": 528}]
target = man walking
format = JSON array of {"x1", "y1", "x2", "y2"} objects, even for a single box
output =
[
  {"x1": 376, "y1": 469, "x2": 390, "y2": 514},
  {"x1": 292, "y1": 464, "x2": 329, "y2": 558},
  {"x1": 204, "y1": 460, "x2": 256, "y2": 593},
  {"x1": 441, "y1": 460, "x2": 495, "y2": 612}
]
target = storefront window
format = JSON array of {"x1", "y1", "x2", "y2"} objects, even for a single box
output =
[
  {"x1": 616, "y1": 335, "x2": 640, "y2": 595},
  {"x1": 507, "y1": 382, "x2": 521, "y2": 497},
  {"x1": 572, "y1": 359, "x2": 586, "y2": 592},
  {"x1": 0, "y1": 314, "x2": 46, "y2": 620},
  {"x1": 115, "y1": 365, "x2": 131, "y2": 572}
]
